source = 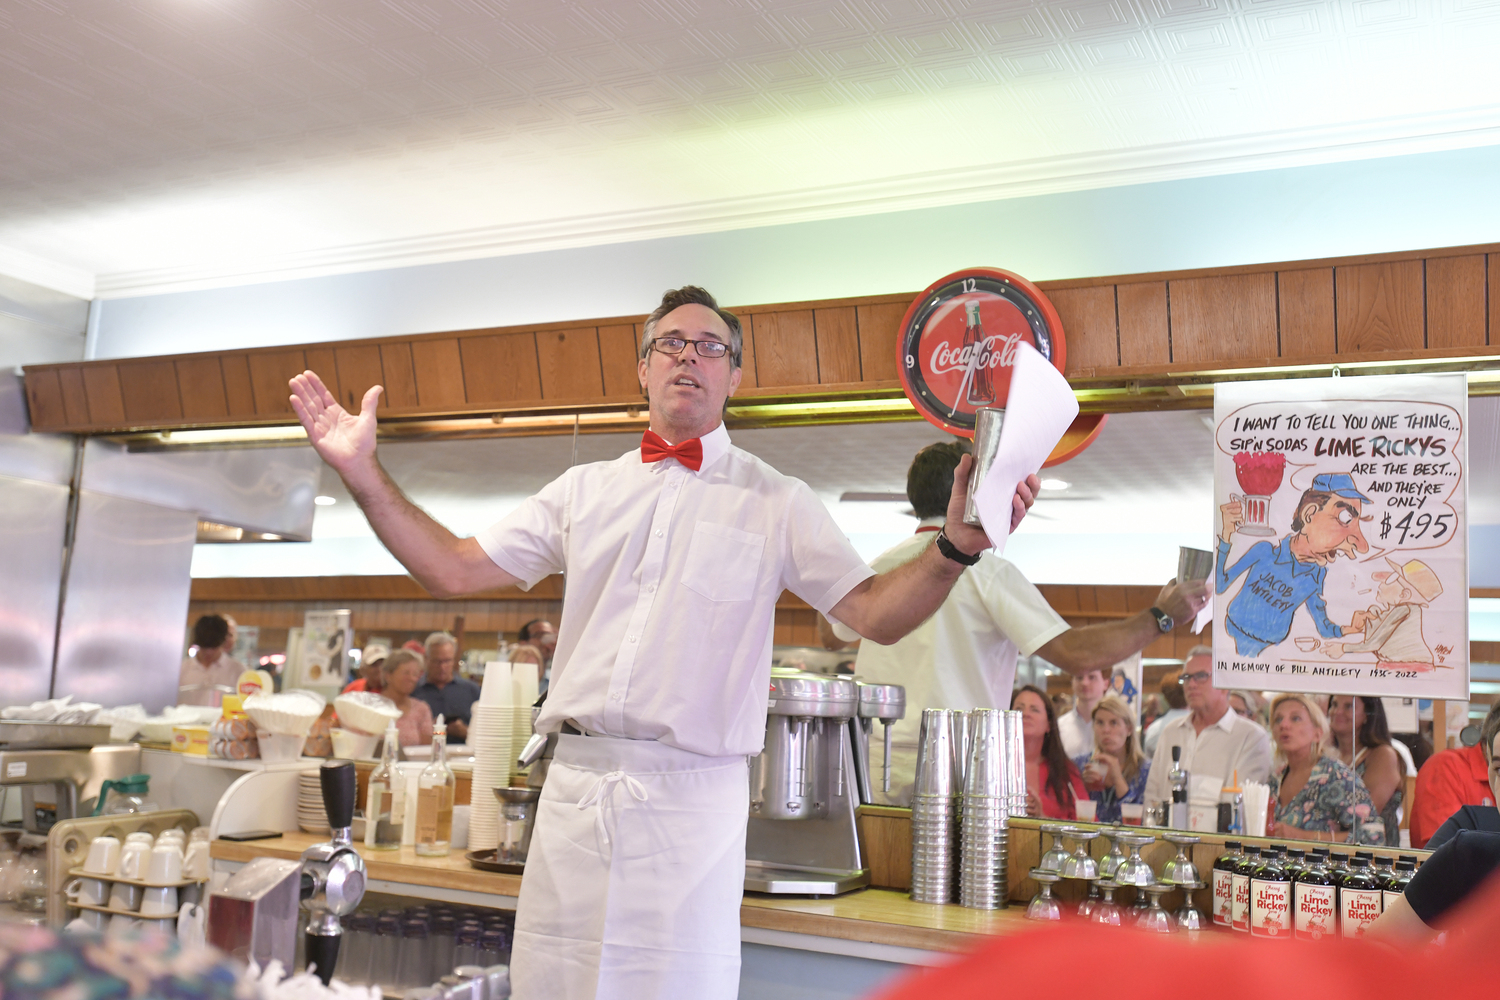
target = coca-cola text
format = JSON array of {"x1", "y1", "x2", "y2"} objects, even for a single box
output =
[{"x1": 927, "y1": 333, "x2": 1023, "y2": 378}]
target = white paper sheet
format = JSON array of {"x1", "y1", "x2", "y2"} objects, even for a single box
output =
[{"x1": 971, "y1": 342, "x2": 1080, "y2": 553}]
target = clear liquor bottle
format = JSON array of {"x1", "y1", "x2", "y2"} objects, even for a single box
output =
[
  {"x1": 365, "y1": 722, "x2": 402, "y2": 850},
  {"x1": 415, "y1": 720, "x2": 456, "y2": 857}
]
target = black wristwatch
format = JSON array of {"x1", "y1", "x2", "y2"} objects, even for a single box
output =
[
  {"x1": 1148, "y1": 606, "x2": 1174, "y2": 633},
  {"x1": 934, "y1": 528, "x2": 982, "y2": 567}
]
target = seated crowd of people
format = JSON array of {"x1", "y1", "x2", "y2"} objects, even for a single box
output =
[{"x1": 1020, "y1": 644, "x2": 1491, "y2": 850}]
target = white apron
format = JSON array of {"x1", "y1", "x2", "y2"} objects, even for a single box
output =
[{"x1": 510, "y1": 733, "x2": 749, "y2": 1000}]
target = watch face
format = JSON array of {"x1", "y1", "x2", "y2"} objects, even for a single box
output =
[{"x1": 896, "y1": 267, "x2": 1067, "y2": 438}]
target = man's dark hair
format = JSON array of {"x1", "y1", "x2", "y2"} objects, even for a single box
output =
[
  {"x1": 639, "y1": 286, "x2": 743, "y2": 368},
  {"x1": 1161, "y1": 670, "x2": 1187, "y2": 710},
  {"x1": 518, "y1": 620, "x2": 545, "y2": 642},
  {"x1": 1481, "y1": 700, "x2": 1500, "y2": 760},
  {"x1": 1290, "y1": 490, "x2": 1334, "y2": 532},
  {"x1": 906, "y1": 441, "x2": 971, "y2": 519},
  {"x1": 192, "y1": 614, "x2": 229, "y2": 649}
]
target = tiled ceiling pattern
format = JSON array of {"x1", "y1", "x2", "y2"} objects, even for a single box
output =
[{"x1": 4, "y1": 0, "x2": 1500, "y2": 295}]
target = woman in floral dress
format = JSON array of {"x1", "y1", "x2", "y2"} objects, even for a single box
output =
[{"x1": 1267, "y1": 692, "x2": 1384, "y2": 845}]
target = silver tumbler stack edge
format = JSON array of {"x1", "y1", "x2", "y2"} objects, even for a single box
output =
[
  {"x1": 959, "y1": 708, "x2": 1017, "y2": 910},
  {"x1": 909, "y1": 709, "x2": 962, "y2": 904}
]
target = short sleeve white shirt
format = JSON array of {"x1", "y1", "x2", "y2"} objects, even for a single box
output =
[
  {"x1": 476, "y1": 424, "x2": 874, "y2": 758},
  {"x1": 841, "y1": 520, "x2": 1069, "y2": 749}
]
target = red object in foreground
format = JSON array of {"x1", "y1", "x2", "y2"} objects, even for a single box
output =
[
  {"x1": 868, "y1": 872, "x2": 1500, "y2": 1000},
  {"x1": 1233, "y1": 451, "x2": 1287, "y2": 496}
]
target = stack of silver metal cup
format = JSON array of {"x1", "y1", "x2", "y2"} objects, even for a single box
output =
[
  {"x1": 910, "y1": 708, "x2": 965, "y2": 903},
  {"x1": 959, "y1": 708, "x2": 1021, "y2": 909},
  {"x1": 1003, "y1": 708, "x2": 1027, "y2": 819}
]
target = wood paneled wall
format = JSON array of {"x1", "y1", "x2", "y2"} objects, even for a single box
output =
[{"x1": 26, "y1": 242, "x2": 1500, "y2": 436}]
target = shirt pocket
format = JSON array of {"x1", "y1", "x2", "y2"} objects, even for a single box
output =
[{"x1": 681, "y1": 521, "x2": 767, "y2": 603}]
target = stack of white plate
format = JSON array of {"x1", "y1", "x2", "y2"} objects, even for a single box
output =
[
  {"x1": 467, "y1": 703, "x2": 514, "y2": 851},
  {"x1": 297, "y1": 770, "x2": 330, "y2": 834}
]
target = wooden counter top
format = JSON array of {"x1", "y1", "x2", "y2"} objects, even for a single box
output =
[{"x1": 212, "y1": 832, "x2": 1019, "y2": 955}]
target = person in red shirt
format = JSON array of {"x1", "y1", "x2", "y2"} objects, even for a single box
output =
[
  {"x1": 1410, "y1": 702, "x2": 1500, "y2": 848},
  {"x1": 1012, "y1": 684, "x2": 1087, "y2": 819},
  {"x1": 341, "y1": 641, "x2": 390, "y2": 694}
]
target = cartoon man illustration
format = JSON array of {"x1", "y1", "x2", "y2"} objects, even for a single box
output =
[
  {"x1": 1324, "y1": 557, "x2": 1442, "y2": 668},
  {"x1": 1217, "y1": 472, "x2": 1371, "y2": 656}
]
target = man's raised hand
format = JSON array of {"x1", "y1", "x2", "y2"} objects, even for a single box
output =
[{"x1": 289, "y1": 371, "x2": 382, "y2": 476}]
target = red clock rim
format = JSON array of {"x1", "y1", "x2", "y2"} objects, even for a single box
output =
[{"x1": 895, "y1": 266, "x2": 1069, "y2": 439}]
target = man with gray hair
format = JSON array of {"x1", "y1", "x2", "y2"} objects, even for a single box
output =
[
  {"x1": 413, "y1": 630, "x2": 479, "y2": 741},
  {"x1": 1142, "y1": 644, "x2": 1272, "y2": 815}
]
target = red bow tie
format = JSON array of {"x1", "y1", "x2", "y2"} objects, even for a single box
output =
[{"x1": 641, "y1": 430, "x2": 703, "y2": 471}]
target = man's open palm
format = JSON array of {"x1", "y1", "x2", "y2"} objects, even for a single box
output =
[{"x1": 289, "y1": 371, "x2": 382, "y2": 474}]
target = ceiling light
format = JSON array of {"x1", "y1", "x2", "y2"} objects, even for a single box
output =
[
  {"x1": 314, "y1": 496, "x2": 337, "y2": 506},
  {"x1": 1040, "y1": 478, "x2": 1070, "y2": 490}
]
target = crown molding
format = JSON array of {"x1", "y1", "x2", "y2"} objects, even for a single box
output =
[
  {"x1": 0, "y1": 244, "x2": 95, "y2": 300},
  {"x1": 18, "y1": 105, "x2": 1500, "y2": 302}
]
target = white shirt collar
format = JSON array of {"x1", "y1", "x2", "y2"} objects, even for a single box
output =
[
  {"x1": 698, "y1": 422, "x2": 731, "y2": 473},
  {"x1": 639, "y1": 421, "x2": 732, "y2": 475},
  {"x1": 1208, "y1": 705, "x2": 1237, "y2": 733},
  {"x1": 916, "y1": 516, "x2": 944, "y2": 531}
]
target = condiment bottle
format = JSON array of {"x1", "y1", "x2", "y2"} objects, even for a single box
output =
[
  {"x1": 1293, "y1": 848, "x2": 1337, "y2": 941},
  {"x1": 366, "y1": 721, "x2": 403, "y2": 850},
  {"x1": 1381, "y1": 859, "x2": 1415, "y2": 910},
  {"x1": 1212, "y1": 840, "x2": 1243, "y2": 928},
  {"x1": 1230, "y1": 844, "x2": 1261, "y2": 933},
  {"x1": 416, "y1": 718, "x2": 456, "y2": 856},
  {"x1": 1249, "y1": 846, "x2": 1291, "y2": 940},
  {"x1": 1338, "y1": 856, "x2": 1382, "y2": 938}
]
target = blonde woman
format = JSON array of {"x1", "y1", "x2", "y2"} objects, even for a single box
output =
[
  {"x1": 1267, "y1": 692, "x2": 1383, "y2": 845},
  {"x1": 1071, "y1": 693, "x2": 1151, "y2": 823}
]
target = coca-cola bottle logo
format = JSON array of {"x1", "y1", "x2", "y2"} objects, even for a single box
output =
[{"x1": 896, "y1": 268, "x2": 1065, "y2": 438}]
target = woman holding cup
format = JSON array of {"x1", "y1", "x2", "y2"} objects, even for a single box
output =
[{"x1": 1071, "y1": 693, "x2": 1152, "y2": 823}]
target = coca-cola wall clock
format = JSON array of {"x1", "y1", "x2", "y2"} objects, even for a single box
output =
[{"x1": 896, "y1": 266, "x2": 1068, "y2": 438}]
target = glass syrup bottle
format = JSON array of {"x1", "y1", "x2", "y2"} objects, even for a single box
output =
[
  {"x1": 1249, "y1": 845, "x2": 1291, "y2": 940},
  {"x1": 415, "y1": 718, "x2": 456, "y2": 857},
  {"x1": 1338, "y1": 856, "x2": 1382, "y2": 938},
  {"x1": 1212, "y1": 840, "x2": 1243, "y2": 929},
  {"x1": 1230, "y1": 844, "x2": 1260, "y2": 933},
  {"x1": 1381, "y1": 859, "x2": 1415, "y2": 910},
  {"x1": 365, "y1": 721, "x2": 402, "y2": 850},
  {"x1": 1293, "y1": 848, "x2": 1337, "y2": 941}
]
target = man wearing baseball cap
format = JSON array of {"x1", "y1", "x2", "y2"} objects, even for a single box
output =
[
  {"x1": 1326, "y1": 555, "x2": 1443, "y2": 667},
  {"x1": 1216, "y1": 471, "x2": 1371, "y2": 656},
  {"x1": 343, "y1": 641, "x2": 390, "y2": 694}
]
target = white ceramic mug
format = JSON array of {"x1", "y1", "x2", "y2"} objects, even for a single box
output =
[
  {"x1": 183, "y1": 841, "x2": 211, "y2": 880},
  {"x1": 65, "y1": 876, "x2": 110, "y2": 907},
  {"x1": 189, "y1": 826, "x2": 210, "y2": 844},
  {"x1": 117, "y1": 841, "x2": 151, "y2": 880},
  {"x1": 108, "y1": 913, "x2": 140, "y2": 935},
  {"x1": 179, "y1": 881, "x2": 203, "y2": 908},
  {"x1": 124, "y1": 832, "x2": 154, "y2": 847},
  {"x1": 157, "y1": 828, "x2": 185, "y2": 843},
  {"x1": 75, "y1": 908, "x2": 108, "y2": 931},
  {"x1": 145, "y1": 845, "x2": 183, "y2": 885},
  {"x1": 83, "y1": 836, "x2": 121, "y2": 875},
  {"x1": 139, "y1": 885, "x2": 178, "y2": 916},
  {"x1": 108, "y1": 881, "x2": 143, "y2": 912}
]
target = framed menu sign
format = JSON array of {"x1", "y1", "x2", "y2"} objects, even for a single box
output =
[
  {"x1": 1211, "y1": 373, "x2": 1469, "y2": 700},
  {"x1": 896, "y1": 267, "x2": 1067, "y2": 437}
]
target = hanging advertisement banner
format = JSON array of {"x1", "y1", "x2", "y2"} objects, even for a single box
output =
[{"x1": 1211, "y1": 373, "x2": 1468, "y2": 700}]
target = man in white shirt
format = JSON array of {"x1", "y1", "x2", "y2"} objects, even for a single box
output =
[
  {"x1": 1057, "y1": 668, "x2": 1110, "y2": 759},
  {"x1": 1142, "y1": 645, "x2": 1273, "y2": 811},
  {"x1": 826, "y1": 441, "x2": 1210, "y2": 803},
  {"x1": 177, "y1": 614, "x2": 243, "y2": 706},
  {"x1": 288, "y1": 286, "x2": 1037, "y2": 1000},
  {"x1": 1142, "y1": 669, "x2": 1190, "y2": 755}
]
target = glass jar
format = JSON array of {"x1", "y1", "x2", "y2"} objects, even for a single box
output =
[{"x1": 495, "y1": 788, "x2": 540, "y2": 864}]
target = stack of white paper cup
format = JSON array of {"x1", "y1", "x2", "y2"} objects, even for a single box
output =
[{"x1": 467, "y1": 662, "x2": 519, "y2": 852}]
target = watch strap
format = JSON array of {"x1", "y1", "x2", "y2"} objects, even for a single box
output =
[
  {"x1": 934, "y1": 528, "x2": 982, "y2": 567},
  {"x1": 1149, "y1": 606, "x2": 1174, "y2": 633}
]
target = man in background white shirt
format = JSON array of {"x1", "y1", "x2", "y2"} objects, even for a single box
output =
[
  {"x1": 177, "y1": 614, "x2": 243, "y2": 707},
  {"x1": 1142, "y1": 644, "x2": 1272, "y2": 811},
  {"x1": 1057, "y1": 668, "x2": 1110, "y2": 759},
  {"x1": 826, "y1": 441, "x2": 1209, "y2": 804},
  {"x1": 290, "y1": 287, "x2": 1039, "y2": 1000}
]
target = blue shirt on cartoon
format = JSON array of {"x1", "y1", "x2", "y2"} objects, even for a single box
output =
[{"x1": 1216, "y1": 535, "x2": 1344, "y2": 657}]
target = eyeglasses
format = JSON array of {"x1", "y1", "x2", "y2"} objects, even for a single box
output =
[
  {"x1": 650, "y1": 336, "x2": 730, "y2": 359},
  {"x1": 1177, "y1": 671, "x2": 1213, "y2": 686}
]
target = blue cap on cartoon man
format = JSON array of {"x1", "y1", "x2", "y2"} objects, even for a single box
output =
[{"x1": 1312, "y1": 472, "x2": 1371, "y2": 503}]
